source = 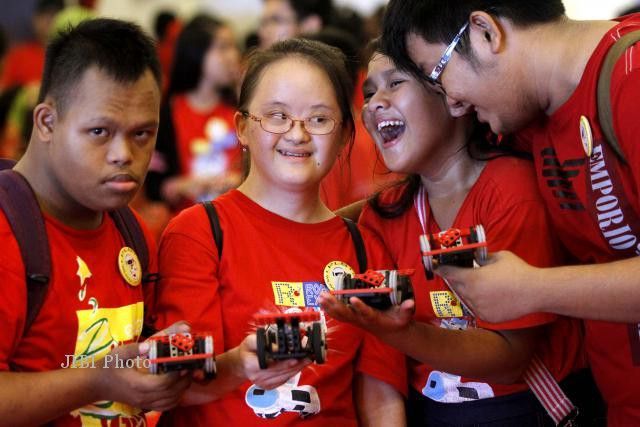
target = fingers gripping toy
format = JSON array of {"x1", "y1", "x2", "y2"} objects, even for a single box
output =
[
  {"x1": 147, "y1": 332, "x2": 216, "y2": 378},
  {"x1": 254, "y1": 311, "x2": 327, "y2": 369},
  {"x1": 331, "y1": 269, "x2": 415, "y2": 310},
  {"x1": 420, "y1": 225, "x2": 488, "y2": 280}
]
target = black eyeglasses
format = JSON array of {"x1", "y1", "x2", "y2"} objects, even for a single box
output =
[{"x1": 242, "y1": 111, "x2": 339, "y2": 135}]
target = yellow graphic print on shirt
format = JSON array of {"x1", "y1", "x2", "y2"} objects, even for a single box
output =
[
  {"x1": 430, "y1": 290, "x2": 464, "y2": 318},
  {"x1": 70, "y1": 302, "x2": 145, "y2": 426}
]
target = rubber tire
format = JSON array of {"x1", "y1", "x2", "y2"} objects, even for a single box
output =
[
  {"x1": 257, "y1": 327, "x2": 269, "y2": 369},
  {"x1": 312, "y1": 322, "x2": 326, "y2": 364}
]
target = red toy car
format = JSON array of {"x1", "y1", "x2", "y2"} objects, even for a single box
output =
[
  {"x1": 147, "y1": 332, "x2": 216, "y2": 378},
  {"x1": 254, "y1": 311, "x2": 326, "y2": 369},
  {"x1": 420, "y1": 225, "x2": 488, "y2": 280},
  {"x1": 331, "y1": 269, "x2": 415, "y2": 310}
]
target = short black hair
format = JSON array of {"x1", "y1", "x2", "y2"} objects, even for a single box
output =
[
  {"x1": 35, "y1": 0, "x2": 65, "y2": 15},
  {"x1": 167, "y1": 14, "x2": 224, "y2": 96},
  {"x1": 38, "y1": 18, "x2": 161, "y2": 115},
  {"x1": 382, "y1": 0, "x2": 565, "y2": 81},
  {"x1": 289, "y1": 0, "x2": 334, "y2": 27}
]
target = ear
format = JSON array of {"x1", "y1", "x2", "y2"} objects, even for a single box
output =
[
  {"x1": 234, "y1": 111, "x2": 249, "y2": 147},
  {"x1": 33, "y1": 103, "x2": 56, "y2": 142},
  {"x1": 299, "y1": 15, "x2": 322, "y2": 34},
  {"x1": 445, "y1": 96, "x2": 474, "y2": 118},
  {"x1": 468, "y1": 11, "x2": 505, "y2": 55}
]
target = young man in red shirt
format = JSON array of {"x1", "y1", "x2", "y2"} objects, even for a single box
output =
[
  {"x1": 0, "y1": 18, "x2": 190, "y2": 426},
  {"x1": 381, "y1": 1, "x2": 640, "y2": 424}
]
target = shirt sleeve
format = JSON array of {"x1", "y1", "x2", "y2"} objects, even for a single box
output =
[
  {"x1": 356, "y1": 332, "x2": 408, "y2": 396},
  {"x1": 477, "y1": 198, "x2": 560, "y2": 330},
  {"x1": 154, "y1": 206, "x2": 226, "y2": 350}
]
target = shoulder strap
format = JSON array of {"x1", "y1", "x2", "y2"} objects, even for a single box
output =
[
  {"x1": 342, "y1": 217, "x2": 367, "y2": 273},
  {"x1": 596, "y1": 30, "x2": 640, "y2": 164},
  {"x1": 0, "y1": 162, "x2": 51, "y2": 337},
  {"x1": 202, "y1": 201, "x2": 223, "y2": 256},
  {"x1": 108, "y1": 207, "x2": 157, "y2": 284}
]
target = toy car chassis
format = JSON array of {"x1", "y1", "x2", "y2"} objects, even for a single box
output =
[
  {"x1": 254, "y1": 311, "x2": 326, "y2": 369},
  {"x1": 420, "y1": 225, "x2": 488, "y2": 280},
  {"x1": 331, "y1": 269, "x2": 415, "y2": 310},
  {"x1": 147, "y1": 332, "x2": 216, "y2": 378}
]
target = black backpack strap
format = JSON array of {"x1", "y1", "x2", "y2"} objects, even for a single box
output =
[
  {"x1": 342, "y1": 217, "x2": 367, "y2": 273},
  {"x1": 202, "y1": 201, "x2": 223, "y2": 256},
  {"x1": 596, "y1": 30, "x2": 640, "y2": 164},
  {"x1": 0, "y1": 164, "x2": 51, "y2": 337}
]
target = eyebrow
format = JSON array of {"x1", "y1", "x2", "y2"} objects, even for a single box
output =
[
  {"x1": 363, "y1": 68, "x2": 402, "y2": 87},
  {"x1": 260, "y1": 101, "x2": 334, "y2": 111},
  {"x1": 84, "y1": 117, "x2": 159, "y2": 129}
]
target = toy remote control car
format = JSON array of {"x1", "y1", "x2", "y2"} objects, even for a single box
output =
[
  {"x1": 254, "y1": 311, "x2": 327, "y2": 369},
  {"x1": 147, "y1": 332, "x2": 216, "y2": 378},
  {"x1": 420, "y1": 225, "x2": 488, "y2": 280},
  {"x1": 331, "y1": 269, "x2": 415, "y2": 310}
]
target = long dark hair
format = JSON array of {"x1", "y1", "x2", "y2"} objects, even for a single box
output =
[{"x1": 365, "y1": 38, "x2": 529, "y2": 219}]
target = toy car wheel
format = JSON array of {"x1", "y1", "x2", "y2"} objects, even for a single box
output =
[
  {"x1": 148, "y1": 339, "x2": 158, "y2": 374},
  {"x1": 312, "y1": 322, "x2": 326, "y2": 364},
  {"x1": 388, "y1": 270, "x2": 400, "y2": 306},
  {"x1": 204, "y1": 335, "x2": 216, "y2": 375},
  {"x1": 419, "y1": 234, "x2": 434, "y2": 280},
  {"x1": 256, "y1": 327, "x2": 269, "y2": 369},
  {"x1": 332, "y1": 273, "x2": 349, "y2": 304},
  {"x1": 474, "y1": 225, "x2": 488, "y2": 264}
]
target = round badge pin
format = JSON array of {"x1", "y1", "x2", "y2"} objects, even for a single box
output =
[
  {"x1": 579, "y1": 115, "x2": 593, "y2": 158},
  {"x1": 118, "y1": 247, "x2": 141, "y2": 286},
  {"x1": 323, "y1": 260, "x2": 355, "y2": 291}
]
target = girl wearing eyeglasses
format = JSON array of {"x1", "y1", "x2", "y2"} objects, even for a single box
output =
[
  {"x1": 152, "y1": 38, "x2": 406, "y2": 426},
  {"x1": 319, "y1": 41, "x2": 596, "y2": 426}
]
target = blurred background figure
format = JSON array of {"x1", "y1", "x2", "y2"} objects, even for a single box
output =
[
  {"x1": 145, "y1": 14, "x2": 242, "y2": 213},
  {"x1": 0, "y1": 0, "x2": 64, "y2": 91},
  {"x1": 153, "y1": 9, "x2": 182, "y2": 95},
  {"x1": 258, "y1": 0, "x2": 333, "y2": 49}
]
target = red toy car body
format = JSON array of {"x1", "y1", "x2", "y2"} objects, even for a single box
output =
[
  {"x1": 331, "y1": 269, "x2": 415, "y2": 310},
  {"x1": 147, "y1": 332, "x2": 216, "y2": 377},
  {"x1": 420, "y1": 225, "x2": 488, "y2": 280}
]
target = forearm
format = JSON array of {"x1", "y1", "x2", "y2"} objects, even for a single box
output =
[
  {"x1": 378, "y1": 323, "x2": 537, "y2": 384},
  {"x1": 181, "y1": 347, "x2": 247, "y2": 405},
  {"x1": 0, "y1": 368, "x2": 101, "y2": 426},
  {"x1": 532, "y1": 257, "x2": 640, "y2": 322},
  {"x1": 355, "y1": 374, "x2": 405, "y2": 427}
]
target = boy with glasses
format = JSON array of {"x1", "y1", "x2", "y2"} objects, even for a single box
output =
[{"x1": 382, "y1": 1, "x2": 640, "y2": 425}]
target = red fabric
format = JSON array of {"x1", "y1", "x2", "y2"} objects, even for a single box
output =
[
  {"x1": 0, "y1": 42, "x2": 45, "y2": 89},
  {"x1": 320, "y1": 115, "x2": 403, "y2": 210},
  {"x1": 171, "y1": 94, "x2": 241, "y2": 177},
  {"x1": 360, "y1": 157, "x2": 584, "y2": 400},
  {"x1": 0, "y1": 209, "x2": 157, "y2": 426},
  {"x1": 521, "y1": 14, "x2": 640, "y2": 424},
  {"x1": 155, "y1": 189, "x2": 407, "y2": 426}
]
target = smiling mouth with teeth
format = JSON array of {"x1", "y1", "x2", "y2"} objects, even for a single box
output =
[
  {"x1": 277, "y1": 149, "x2": 312, "y2": 158},
  {"x1": 377, "y1": 120, "x2": 405, "y2": 144}
]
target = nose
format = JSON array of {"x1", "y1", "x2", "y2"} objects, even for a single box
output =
[
  {"x1": 284, "y1": 119, "x2": 311, "y2": 144},
  {"x1": 106, "y1": 136, "x2": 133, "y2": 166},
  {"x1": 366, "y1": 89, "x2": 390, "y2": 113}
]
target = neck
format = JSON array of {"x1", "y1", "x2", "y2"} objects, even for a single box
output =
[
  {"x1": 186, "y1": 82, "x2": 221, "y2": 113},
  {"x1": 238, "y1": 174, "x2": 334, "y2": 223},
  {"x1": 14, "y1": 144, "x2": 103, "y2": 229},
  {"x1": 518, "y1": 17, "x2": 617, "y2": 115}
]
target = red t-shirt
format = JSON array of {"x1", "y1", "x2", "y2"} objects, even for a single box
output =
[
  {"x1": 520, "y1": 15, "x2": 640, "y2": 424},
  {"x1": 360, "y1": 157, "x2": 584, "y2": 401},
  {"x1": 155, "y1": 189, "x2": 407, "y2": 426},
  {"x1": 171, "y1": 94, "x2": 242, "y2": 179},
  {"x1": 0, "y1": 209, "x2": 157, "y2": 426},
  {"x1": 0, "y1": 42, "x2": 45, "y2": 89}
]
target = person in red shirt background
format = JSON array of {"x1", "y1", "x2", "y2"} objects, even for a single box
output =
[
  {"x1": 153, "y1": 38, "x2": 406, "y2": 426},
  {"x1": 145, "y1": 14, "x2": 242, "y2": 212},
  {"x1": 381, "y1": 1, "x2": 640, "y2": 424},
  {"x1": 0, "y1": 0, "x2": 64, "y2": 91}
]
